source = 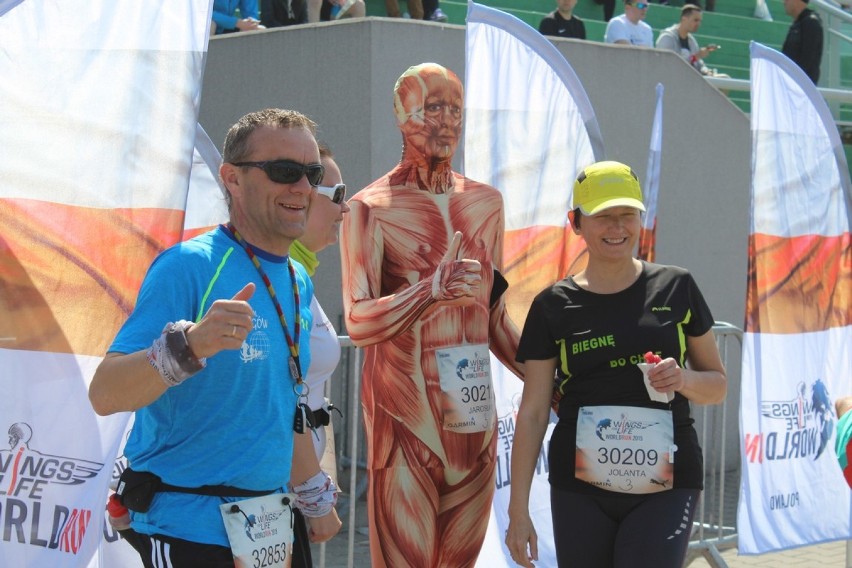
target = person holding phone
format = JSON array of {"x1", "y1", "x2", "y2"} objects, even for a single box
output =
[{"x1": 656, "y1": 5, "x2": 728, "y2": 77}]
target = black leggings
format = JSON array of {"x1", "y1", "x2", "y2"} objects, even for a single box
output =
[{"x1": 550, "y1": 487, "x2": 699, "y2": 568}]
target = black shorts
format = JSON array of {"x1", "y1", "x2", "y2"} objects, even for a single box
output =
[
  {"x1": 120, "y1": 510, "x2": 313, "y2": 568},
  {"x1": 120, "y1": 531, "x2": 233, "y2": 568},
  {"x1": 550, "y1": 486, "x2": 700, "y2": 568}
]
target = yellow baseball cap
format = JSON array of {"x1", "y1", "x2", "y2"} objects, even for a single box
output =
[{"x1": 572, "y1": 161, "x2": 646, "y2": 215}]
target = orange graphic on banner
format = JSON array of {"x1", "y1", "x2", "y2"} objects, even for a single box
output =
[
  {"x1": 746, "y1": 232, "x2": 852, "y2": 334},
  {"x1": 638, "y1": 225, "x2": 656, "y2": 263},
  {"x1": 0, "y1": 198, "x2": 184, "y2": 356},
  {"x1": 502, "y1": 225, "x2": 587, "y2": 329}
]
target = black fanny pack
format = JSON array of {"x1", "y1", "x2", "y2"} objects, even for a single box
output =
[{"x1": 116, "y1": 468, "x2": 276, "y2": 513}]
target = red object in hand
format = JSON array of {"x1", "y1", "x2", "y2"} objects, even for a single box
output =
[
  {"x1": 107, "y1": 493, "x2": 131, "y2": 531},
  {"x1": 644, "y1": 351, "x2": 662, "y2": 364}
]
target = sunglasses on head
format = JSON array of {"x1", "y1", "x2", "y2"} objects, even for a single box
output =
[
  {"x1": 316, "y1": 183, "x2": 347, "y2": 205},
  {"x1": 631, "y1": 2, "x2": 649, "y2": 8},
  {"x1": 231, "y1": 160, "x2": 325, "y2": 187}
]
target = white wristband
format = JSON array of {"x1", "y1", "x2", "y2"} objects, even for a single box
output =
[
  {"x1": 292, "y1": 471, "x2": 338, "y2": 518},
  {"x1": 145, "y1": 320, "x2": 206, "y2": 387}
]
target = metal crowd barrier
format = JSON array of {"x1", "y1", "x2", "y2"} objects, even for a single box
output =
[
  {"x1": 685, "y1": 322, "x2": 744, "y2": 568},
  {"x1": 321, "y1": 322, "x2": 745, "y2": 568},
  {"x1": 316, "y1": 335, "x2": 365, "y2": 568}
]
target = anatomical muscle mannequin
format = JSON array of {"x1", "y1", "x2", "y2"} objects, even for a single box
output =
[{"x1": 340, "y1": 62, "x2": 523, "y2": 567}]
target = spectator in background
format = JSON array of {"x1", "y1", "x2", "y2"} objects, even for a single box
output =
[
  {"x1": 598, "y1": 0, "x2": 617, "y2": 23},
  {"x1": 656, "y1": 5, "x2": 728, "y2": 77},
  {"x1": 605, "y1": 0, "x2": 653, "y2": 46},
  {"x1": 539, "y1": 0, "x2": 587, "y2": 39},
  {"x1": 423, "y1": 0, "x2": 449, "y2": 21},
  {"x1": 383, "y1": 0, "x2": 447, "y2": 21},
  {"x1": 310, "y1": 0, "x2": 366, "y2": 21},
  {"x1": 782, "y1": 0, "x2": 823, "y2": 83},
  {"x1": 212, "y1": 0, "x2": 265, "y2": 34},
  {"x1": 261, "y1": 0, "x2": 307, "y2": 27},
  {"x1": 385, "y1": 0, "x2": 423, "y2": 19}
]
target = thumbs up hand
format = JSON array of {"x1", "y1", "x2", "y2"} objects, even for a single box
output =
[
  {"x1": 186, "y1": 283, "x2": 257, "y2": 359},
  {"x1": 431, "y1": 232, "x2": 481, "y2": 307}
]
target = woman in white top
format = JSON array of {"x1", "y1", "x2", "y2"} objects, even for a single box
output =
[
  {"x1": 289, "y1": 143, "x2": 350, "y2": 567},
  {"x1": 290, "y1": 143, "x2": 350, "y2": 458}
]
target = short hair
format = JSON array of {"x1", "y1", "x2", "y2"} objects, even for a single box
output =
[
  {"x1": 222, "y1": 108, "x2": 317, "y2": 164},
  {"x1": 318, "y1": 141, "x2": 334, "y2": 160},
  {"x1": 681, "y1": 4, "x2": 703, "y2": 17}
]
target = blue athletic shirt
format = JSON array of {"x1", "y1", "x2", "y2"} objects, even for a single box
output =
[{"x1": 109, "y1": 225, "x2": 313, "y2": 546}]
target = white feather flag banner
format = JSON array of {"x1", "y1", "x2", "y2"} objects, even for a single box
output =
[
  {"x1": 464, "y1": 3, "x2": 604, "y2": 566},
  {"x1": 737, "y1": 41, "x2": 852, "y2": 554},
  {"x1": 638, "y1": 83, "x2": 663, "y2": 262},
  {"x1": 0, "y1": 1, "x2": 212, "y2": 566}
]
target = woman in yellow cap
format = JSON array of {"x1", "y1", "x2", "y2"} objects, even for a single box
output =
[{"x1": 505, "y1": 161, "x2": 727, "y2": 568}]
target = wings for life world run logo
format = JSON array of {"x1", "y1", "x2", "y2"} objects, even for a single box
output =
[
  {"x1": 743, "y1": 379, "x2": 834, "y2": 510},
  {"x1": 494, "y1": 393, "x2": 549, "y2": 490},
  {"x1": 0, "y1": 422, "x2": 104, "y2": 555},
  {"x1": 745, "y1": 379, "x2": 834, "y2": 463}
]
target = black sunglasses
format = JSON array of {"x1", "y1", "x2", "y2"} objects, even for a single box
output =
[
  {"x1": 231, "y1": 160, "x2": 325, "y2": 187},
  {"x1": 316, "y1": 183, "x2": 346, "y2": 205}
]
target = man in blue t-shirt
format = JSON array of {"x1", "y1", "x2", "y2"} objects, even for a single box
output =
[{"x1": 90, "y1": 108, "x2": 341, "y2": 566}]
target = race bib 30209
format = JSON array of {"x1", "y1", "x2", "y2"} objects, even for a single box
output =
[{"x1": 575, "y1": 405, "x2": 676, "y2": 494}]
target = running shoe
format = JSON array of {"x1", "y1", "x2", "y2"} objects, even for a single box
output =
[{"x1": 429, "y1": 8, "x2": 448, "y2": 21}]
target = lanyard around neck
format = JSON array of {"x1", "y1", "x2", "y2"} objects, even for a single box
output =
[{"x1": 226, "y1": 223, "x2": 302, "y2": 383}]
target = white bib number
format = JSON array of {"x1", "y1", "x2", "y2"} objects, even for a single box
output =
[
  {"x1": 435, "y1": 344, "x2": 494, "y2": 433},
  {"x1": 575, "y1": 406, "x2": 675, "y2": 494},
  {"x1": 220, "y1": 493, "x2": 295, "y2": 568}
]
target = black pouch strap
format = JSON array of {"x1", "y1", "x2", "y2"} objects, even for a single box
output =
[
  {"x1": 159, "y1": 481, "x2": 274, "y2": 498},
  {"x1": 119, "y1": 467, "x2": 275, "y2": 506}
]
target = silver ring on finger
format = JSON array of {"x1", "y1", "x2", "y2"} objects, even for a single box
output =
[{"x1": 232, "y1": 325, "x2": 237, "y2": 337}]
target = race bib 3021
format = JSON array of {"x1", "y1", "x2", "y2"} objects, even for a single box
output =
[{"x1": 435, "y1": 344, "x2": 494, "y2": 433}]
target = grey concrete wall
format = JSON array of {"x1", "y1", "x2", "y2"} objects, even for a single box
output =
[
  {"x1": 200, "y1": 17, "x2": 750, "y2": 332},
  {"x1": 199, "y1": 18, "x2": 749, "y2": 468}
]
